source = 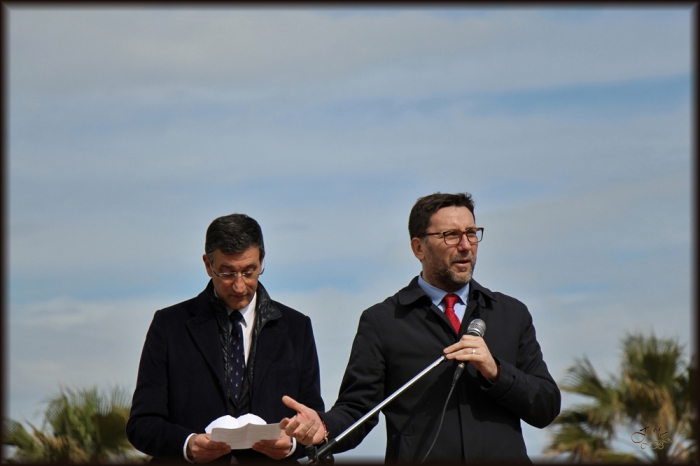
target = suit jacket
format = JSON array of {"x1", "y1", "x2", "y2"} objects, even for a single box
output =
[
  {"x1": 319, "y1": 277, "x2": 560, "y2": 462},
  {"x1": 126, "y1": 281, "x2": 324, "y2": 462}
]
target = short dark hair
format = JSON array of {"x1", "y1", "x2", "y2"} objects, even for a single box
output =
[
  {"x1": 205, "y1": 213, "x2": 265, "y2": 262},
  {"x1": 408, "y1": 192, "x2": 475, "y2": 239}
]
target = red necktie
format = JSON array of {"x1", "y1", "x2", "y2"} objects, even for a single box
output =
[{"x1": 443, "y1": 293, "x2": 461, "y2": 334}]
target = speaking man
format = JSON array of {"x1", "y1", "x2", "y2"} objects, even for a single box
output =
[
  {"x1": 281, "y1": 192, "x2": 560, "y2": 462},
  {"x1": 127, "y1": 213, "x2": 324, "y2": 463}
]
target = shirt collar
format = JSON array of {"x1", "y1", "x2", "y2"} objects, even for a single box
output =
[
  {"x1": 213, "y1": 289, "x2": 257, "y2": 328},
  {"x1": 417, "y1": 274, "x2": 470, "y2": 307}
]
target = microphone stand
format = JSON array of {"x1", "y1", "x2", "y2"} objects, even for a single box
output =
[{"x1": 305, "y1": 355, "x2": 448, "y2": 464}]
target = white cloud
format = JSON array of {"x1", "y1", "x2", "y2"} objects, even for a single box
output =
[
  {"x1": 9, "y1": 9, "x2": 690, "y2": 100},
  {"x1": 8, "y1": 295, "x2": 173, "y2": 407}
]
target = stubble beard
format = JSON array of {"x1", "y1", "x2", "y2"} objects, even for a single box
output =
[
  {"x1": 439, "y1": 265, "x2": 473, "y2": 290},
  {"x1": 428, "y1": 255, "x2": 476, "y2": 292}
]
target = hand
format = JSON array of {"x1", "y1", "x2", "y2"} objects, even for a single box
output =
[
  {"x1": 444, "y1": 335, "x2": 499, "y2": 381},
  {"x1": 252, "y1": 430, "x2": 293, "y2": 460},
  {"x1": 188, "y1": 433, "x2": 231, "y2": 463},
  {"x1": 279, "y1": 395, "x2": 327, "y2": 445}
]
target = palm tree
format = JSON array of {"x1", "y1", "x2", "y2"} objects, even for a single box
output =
[
  {"x1": 3, "y1": 385, "x2": 146, "y2": 463},
  {"x1": 545, "y1": 333, "x2": 695, "y2": 463}
]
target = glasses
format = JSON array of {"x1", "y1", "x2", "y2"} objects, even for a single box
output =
[
  {"x1": 211, "y1": 268, "x2": 261, "y2": 282},
  {"x1": 424, "y1": 228, "x2": 484, "y2": 245}
]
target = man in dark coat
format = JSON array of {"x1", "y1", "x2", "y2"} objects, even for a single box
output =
[
  {"x1": 281, "y1": 192, "x2": 560, "y2": 462},
  {"x1": 127, "y1": 213, "x2": 324, "y2": 463}
]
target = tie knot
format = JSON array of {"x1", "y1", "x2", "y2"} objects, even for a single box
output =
[
  {"x1": 443, "y1": 293, "x2": 459, "y2": 310},
  {"x1": 229, "y1": 311, "x2": 243, "y2": 324}
]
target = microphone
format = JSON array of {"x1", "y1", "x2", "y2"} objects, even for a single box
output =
[
  {"x1": 467, "y1": 318, "x2": 486, "y2": 338},
  {"x1": 452, "y1": 318, "x2": 486, "y2": 383}
]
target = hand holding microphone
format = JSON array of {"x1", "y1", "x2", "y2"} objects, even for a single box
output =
[{"x1": 444, "y1": 318, "x2": 499, "y2": 382}]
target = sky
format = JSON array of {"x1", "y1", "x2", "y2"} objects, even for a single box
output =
[{"x1": 6, "y1": 6, "x2": 694, "y2": 462}]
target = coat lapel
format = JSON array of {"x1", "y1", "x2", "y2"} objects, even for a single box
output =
[
  {"x1": 186, "y1": 294, "x2": 227, "y2": 393},
  {"x1": 250, "y1": 318, "x2": 288, "y2": 392},
  {"x1": 461, "y1": 299, "x2": 479, "y2": 329}
]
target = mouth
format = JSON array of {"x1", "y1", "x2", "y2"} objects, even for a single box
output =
[{"x1": 452, "y1": 257, "x2": 472, "y2": 269}]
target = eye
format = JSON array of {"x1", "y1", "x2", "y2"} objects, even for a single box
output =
[{"x1": 443, "y1": 231, "x2": 461, "y2": 240}]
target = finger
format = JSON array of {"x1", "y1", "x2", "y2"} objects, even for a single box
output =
[
  {"x1": 293, "y1": 419, "x2": 318, "y2": 438},
  {"x1": 310, "y1": 426, "x2": 327, "y2": 445},
  {"x1": 279, "y1": 418, "x2": 290, "y2": 429},
  {"x1": 445, "y1": 348, "x2": 475, "y2": 359},
  {"x1": 251, "y1": 443, "x2": 271, "y2": 454},
  {"x1": 304, "y1": 422, "x2": 320, "y2": 440},
  {"x1": 197, "y1": 443, "x2": 231, "y2": 454},
  {"x1": 195, "y1": 434, "x2": 226, "y2": 448},
  {"x1": 443, "y1": 339, "x2": 474, "y2": 354},
  {"x1": 298, "y1": 422, "x2": 326, "y2": 445},
  {"x1": 204, "y1": 441, "x2": 231, "y2": 453},
  {"x1": 192, "y1": 441, "x2": 231, "y2": 463},
  {"x1": 255, "y1": 439, "x2": 277, "y2": 447},
  {"x1": 282, "y1": 395, "x2": 304, "y2": 412},
  {"x1": 283, "y1": 417, "x2": 302, "y2": 436}
]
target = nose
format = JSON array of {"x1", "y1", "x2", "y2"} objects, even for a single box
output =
[
  {"x1": 456, "y1": 232, "x2": 474, "y2": 251},
  {"x1": 230, "y1": 276, "x2": 247, "y2": 293}
]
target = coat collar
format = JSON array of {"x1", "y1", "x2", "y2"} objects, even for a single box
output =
[
  {"x1": 398, "y1": 276, "x2": 497, "y2": 308},
  {"x1": 200, "y1": 280, "x2": 282, "y2": 323}
]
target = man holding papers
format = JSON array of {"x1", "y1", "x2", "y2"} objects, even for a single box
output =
[{"x1": 127, "y1": 214, "x2": 324, "y2": 463}]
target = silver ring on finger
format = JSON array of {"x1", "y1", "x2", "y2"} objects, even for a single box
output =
[{"x1": 472, "y1": 349, "x2": 477, "y2": 354}]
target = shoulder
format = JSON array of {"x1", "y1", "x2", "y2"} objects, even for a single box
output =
[
  {"x1": 472, "y1": 280, "x2": 526, "y2": 308},
  {"x1": 361, "y1": 278, "x2": 425, "y2": 321},
  {"x1": 151, "y1": 290, "x2": 208, "y2": 324},
  {"x1": 271, "y1": 300, "x2": 312, "y2": 325},
  {"x1": 471, "y1": 280, "x2": 533, "y2": 329},
  {"x1": 490, "y1": 290, "x2": 528, "y2": 311}
]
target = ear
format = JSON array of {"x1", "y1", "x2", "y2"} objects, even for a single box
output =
[
  {"x1": 411, "y1": 237, "x2": 425, "y2": 262},
  {"x1": 203, "y1": 254, "x2": 213, "y2": 277}
]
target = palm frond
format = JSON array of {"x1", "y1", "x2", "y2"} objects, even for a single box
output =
[
  {"x1": 546, "y1": 332, "x2": 694, "y2": 464},
  {"x1": 3, "y1": 384, "x2": 146, "y2": 463}
]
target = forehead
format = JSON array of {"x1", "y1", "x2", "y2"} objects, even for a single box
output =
[
  {"x1": 212, "y1": 247, "x2": 261, "y2": 268},
  {"x1": 428, "y1": 206, "x2": 475, "y2": 230}
]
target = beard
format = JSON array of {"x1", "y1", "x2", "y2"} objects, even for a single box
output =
[{"x1": 426, "y1": 252, "x2": 476, "y2": 292}]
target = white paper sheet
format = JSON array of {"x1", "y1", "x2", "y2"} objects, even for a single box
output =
[{"x1": 206, "y1": 414, "x2": 282, "y2": 450}]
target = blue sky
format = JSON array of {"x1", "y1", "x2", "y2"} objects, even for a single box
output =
[{"x1": 7, "y1": 6, "x2": 693, "y2": 461}]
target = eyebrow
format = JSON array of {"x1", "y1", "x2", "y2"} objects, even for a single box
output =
[{"x1": 219, "y1": 264, "x2": 257, "y2": 271}]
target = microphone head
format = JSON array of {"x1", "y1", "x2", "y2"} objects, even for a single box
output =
[{"x1": 466, "y1": 319, "x2": 486, "y2": 338}]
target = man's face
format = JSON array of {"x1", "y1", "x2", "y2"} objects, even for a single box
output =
[
  {"x1": 203, "y1": 247, "x2": 262, "y2": 310},
  {"x1": 411, "y1": 206, "x2": 478, "y2": 292}
]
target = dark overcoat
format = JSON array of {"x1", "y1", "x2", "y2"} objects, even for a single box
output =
[
  {"x1": 127, "y1": 281, "x2": 324, "y2": 462},
  {"x1": 320, "y1": 278, "x2": 560, "y2": 462}
]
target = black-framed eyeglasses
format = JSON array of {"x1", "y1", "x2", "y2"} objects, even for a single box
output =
[
  {"x1": 211, "y1": 268, "x2": 261, "y2": 282},
  {"x1": 424, "y1": 227, "x2": 484, "y2": 245}
]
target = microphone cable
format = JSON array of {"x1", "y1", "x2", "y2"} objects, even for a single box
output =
[{"x1": 420, "y1": 362, "x2": 465, "y2": 463}]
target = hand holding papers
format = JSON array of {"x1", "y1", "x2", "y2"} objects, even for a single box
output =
[{"x1": 206, "y1": 414, "x2": 282, "y2": 450}]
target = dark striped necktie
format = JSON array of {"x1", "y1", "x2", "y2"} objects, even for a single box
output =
[{"x1": 229, "y1": 311, "x2": 246, "y2": 402}]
